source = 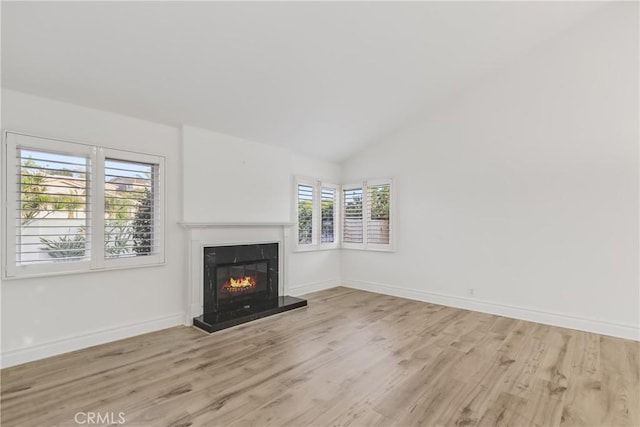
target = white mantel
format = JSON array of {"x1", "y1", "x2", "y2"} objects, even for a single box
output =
[{"x1": 181, "y1": 222, "x2": 293, "y2": 323}]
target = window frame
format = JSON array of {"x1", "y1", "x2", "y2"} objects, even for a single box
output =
[
  {"x1": 342, "y1": 178, "x2": 395, "y2": 252},
  {"x1": 341, "y1": 183, "x2": 365, "y2": 250},
  {"x1": 319, "y1": 183, "x2": 339, "y2": 248},
  {"x1": 295, "y1": 178, "x2": 316, "y2": 249},
  {"x1": 293, "y1": 177, "x2": 340, "y2": 252},
  {"x1": 98, "y1": 147, "x2": 165, "y2": 270},
  {"x1": 2, "y1": 131, "x2": 166, "y2": 279}
]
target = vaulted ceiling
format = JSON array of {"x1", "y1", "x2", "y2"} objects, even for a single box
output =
[{"x1": 2, "y1": 1, "x2": 605, "y2": 162}]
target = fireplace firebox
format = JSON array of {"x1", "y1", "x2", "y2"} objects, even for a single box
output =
[
  {"x1": 217, "y1": 260, "x2": 266, "y2": 299},
  {"x1": 193, "y1": 242, "x2": 307, "y2": 333}
]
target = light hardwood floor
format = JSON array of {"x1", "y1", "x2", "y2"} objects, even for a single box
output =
[{"x1": 1, "y1": 287, "x2": 638, "y2": 427}]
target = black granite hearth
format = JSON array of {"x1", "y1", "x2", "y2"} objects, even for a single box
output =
[{"x1": 193, "y1": 296, "x2": 307, "y2": 333}]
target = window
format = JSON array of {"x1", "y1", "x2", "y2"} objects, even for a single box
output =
[
  {"x1": 294, "y1": 178, "x2": 339, "y2": 250},
  {"x1": 366, "y1": 182, "x2": 391, "y2": 245},
  {"x1": 342, "y1": 187, "x2": 363, "y2": 244},
  {"x1": 320, "y1": 187, "x2": 336, "y2": 243},
  {"x1": 104, "y1": 157, "x2": 159, "y2": 259},
  {"x1": 16, "y1": 147, "x2": 91, "y2": 266},
  {"x1": 3, "y1": 132, "x2": 165, "y2": 278},
  {"x1": 342, "y1": 179, "x2": 393, "y2": 250},
  {"x1": 297, "y1": 183, "x2": 314, "y2": 245},
  {"x1": 294, "y1": 177, "x2": 392, "y2": 251}
]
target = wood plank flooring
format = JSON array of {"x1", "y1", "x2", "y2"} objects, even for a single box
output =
[{"x1": 1, "y1": 287, "x2": 638, "y2": 426}]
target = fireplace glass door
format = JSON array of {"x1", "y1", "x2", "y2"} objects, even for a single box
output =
[{"x1": 216, "y1": 260, "x2": 269, "y2": 307}]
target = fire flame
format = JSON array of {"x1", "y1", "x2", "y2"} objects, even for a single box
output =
[{"x1": 221, "y1": 276, "x2": 257, "y2": 293}]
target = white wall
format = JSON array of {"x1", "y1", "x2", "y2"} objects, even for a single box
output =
[
  {"x1": 182, "y1": 126, "x2": 291, "y2": 223},
  {"x1": 1, "y1": 90, "x2": 187, "y2": 367},
  {"x1": 181, "y1": 125, "x2": 342, "y2": 295},
  {"x1": 341, "y1": 4, "x2": 639, "y2": 340}
]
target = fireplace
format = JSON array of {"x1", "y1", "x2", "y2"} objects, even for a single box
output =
[{"x1": 193, "y1": 242, "x2": 307, "y2": 333}]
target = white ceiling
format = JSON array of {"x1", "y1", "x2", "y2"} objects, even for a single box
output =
[{"x1": 2, "y1": 1, "x2": 605, "y2": 163}]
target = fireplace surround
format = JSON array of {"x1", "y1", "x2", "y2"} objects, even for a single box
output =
[{"x1": 193, "y1": 242, "x2": 307, "y2": 332}]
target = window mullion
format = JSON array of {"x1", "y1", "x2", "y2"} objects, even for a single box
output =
[
  {"x1": 4, "y1": 135, "x2": 18, "y2": 277},
  {"x1": 362, "y1": 181, "x2": 368, "y2": 248},
  {"x1": 335, "y1": 186, "x2": 341, "y2": 245},
  {"x1": 153, "y1": 160, "x2": 164, "y2": 261},
  {"x1": 313, "y1": 182, "x2": 321, "y2": 246},
  {"x1": 91, "y1": 147, "x2": 105, "y2": 269}
]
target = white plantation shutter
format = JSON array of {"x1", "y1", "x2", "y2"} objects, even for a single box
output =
[
  {"x1": 4, "y1": 131, "x2": 165, "y2": 278},
  {"x1": 297, "y1": 183, "x2": 314, "y2": 244},
  {"x1": 342, "y1": 179, "x2": 393, "y2": 250},
  {"x1": 343, "y1": 187, "x2": 363, "y2": 244},
  {"x1": 294, "y1": 179, "x2": 339, "y2": 250},
  {"x1": 16, "y1": 147, "x2": 91, "y2": 265},
  {"x1": 294, "y1": 178, "x2": 392, "y2": 250},
  {"x1": 321, "y1": 187, "x2": 336, "y2": 243},
  {"x1": 104, "y1": 158, "x2": 159, "y2": 259},
  {"x1": 366, "y1": 183, "x2": 391, "y2": 245}
]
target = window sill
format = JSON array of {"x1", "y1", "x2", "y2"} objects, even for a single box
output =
[
  {"x1": 340, "y1": 246, "x2": 396, "y2": 253},
  {"x1": 2, "y1": 259, "x2": 166, "y2": 281},
  {"x1": 292, "y1": 245, "x2": 339, "y2": 253},
  {"x1": 292, "y1": 245, "x2": 395, "y2": 253}
]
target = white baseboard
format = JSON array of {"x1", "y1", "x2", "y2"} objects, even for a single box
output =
[
  {"x1": 288, "y1": 279, "x2": 339, "y2": 297},
  {"x1": 1, "y1": 312, "x2": 184, "y2": 369},
  {"x1": 342, "y1": 279, "x2": 639, "y2": 341}
]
